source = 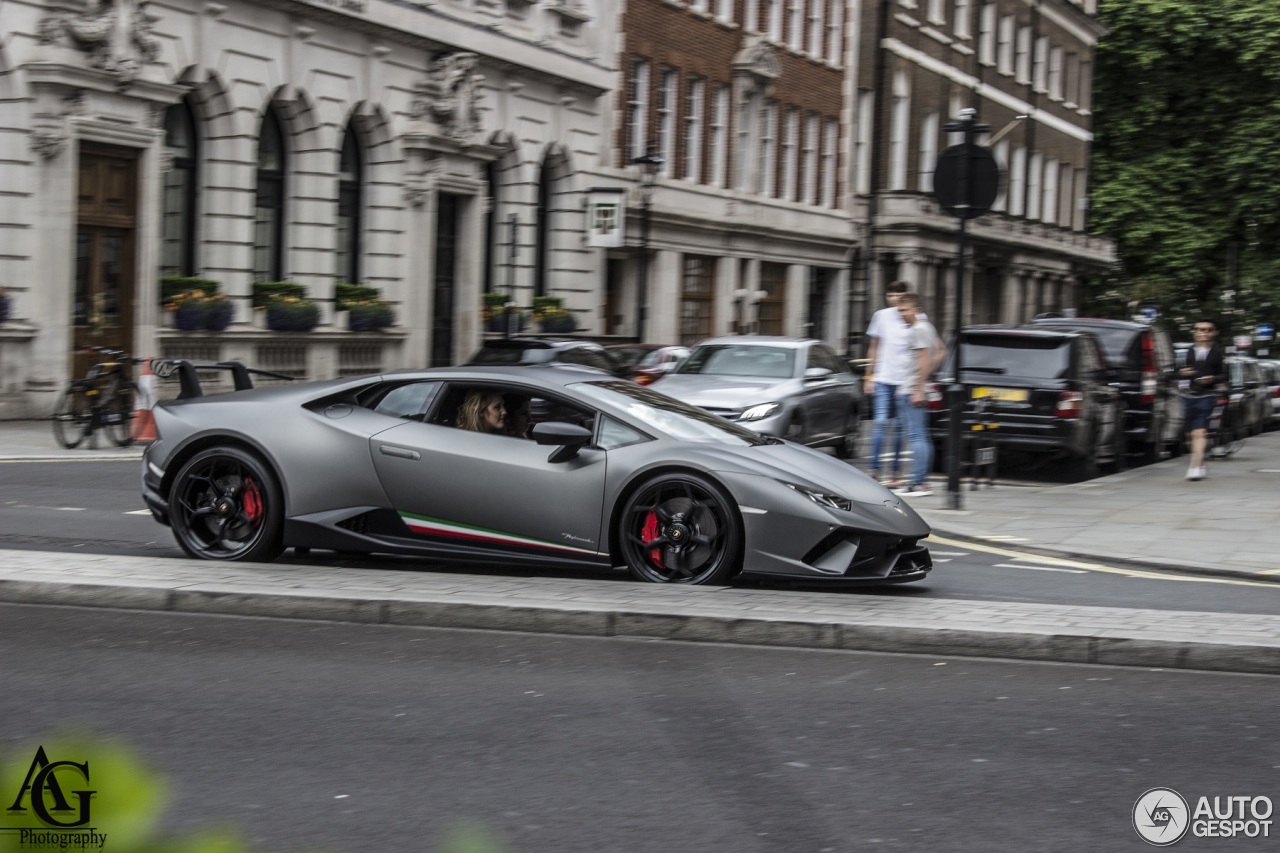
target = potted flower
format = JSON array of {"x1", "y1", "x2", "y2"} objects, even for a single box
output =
[
  {"x1": 200, "y1": 294, "x2": 235, "y2": 332},
  {"x1": 166, "y1": 290, "x2": 208, "y2": 331},
  {"x1": 483, "y1": 292, "x2": 525, "y2": 334},
  {"x1": 539, "y1": 306, "x2": 576, "y2": 334},
  {"x1": 266, "y1": 295, "x2": 321, "y2": 332},
  {"x1": 347, "y1": 299, "x2": 395, "y2": 332}
]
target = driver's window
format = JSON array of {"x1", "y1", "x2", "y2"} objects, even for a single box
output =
[{"x1": 373, "y1": 382, "x2": 441, "y2": 420}]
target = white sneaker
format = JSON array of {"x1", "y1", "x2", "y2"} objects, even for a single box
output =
[{"x1": 1186, "y1": 467, "x2": 1204, "y2": 481}]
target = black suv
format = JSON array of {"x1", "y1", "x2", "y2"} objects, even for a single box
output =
[
  {"x1": 929, "y1": 327, "x2": 1126, "y2": 476},
  {"x1": 1030, "y1": 317, "x2": 1183, "y2": 462},
  {"x1": 465, "y1": 338, "x2": 629, "y2": 377}
]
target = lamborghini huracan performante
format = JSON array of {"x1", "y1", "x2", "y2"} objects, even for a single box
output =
[{"x1": 141, "y1": 361, "x2": 933, "y2": 585}]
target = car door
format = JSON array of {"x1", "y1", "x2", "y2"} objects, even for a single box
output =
[
  {"x1": 800, "y1": 344, "x2": 845, "y2": 441},
  {"x1": 1078, "y1": 337, "x2": 1119, "y2": 456},
  {"x1": 369, "y1": 387, "x2": 608, "y2": 561}
]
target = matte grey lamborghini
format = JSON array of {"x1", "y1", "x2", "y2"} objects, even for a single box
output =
[{"x1": 141, "y1": 361, "x2": 933, "y2": 585}]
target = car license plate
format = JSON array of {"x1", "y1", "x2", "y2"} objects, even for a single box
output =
[{"x1": 972, "y1": 386, "x2": 1028, "y2": 403}]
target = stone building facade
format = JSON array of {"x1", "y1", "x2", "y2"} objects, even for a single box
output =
[
  {"x1": 0, "y1": 0, "x2": 617, "y2": 417},
  {"x1": 851, "y1": 0, "x2": 1114, "y2": 340}
]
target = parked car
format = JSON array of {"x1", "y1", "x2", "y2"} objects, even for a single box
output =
[
  {"x1": 929, "y1": 326, "x2": 1126, "y2": 476},
  {"x1": 1029, "y1": 317, "x2": 1183, "y2": 462},
  {"x1": 604, "y1": 343, "x2": 691, "y2": 385},
  {"x1": 466, "y1": 337, "x2": 629, "y2": 378},
  {"x1": 655, "y1": 336, "x2": 863, "y2": 458},
  {"x1": 1261, "y1": 360, "x2": 1280, "y2": 431},
  {"x1": 141, "y1": 360, "x2": 933, "y2": 585},
  {"x1": 1222, "y1": 356, "x2": 1270, "y2": 437}
]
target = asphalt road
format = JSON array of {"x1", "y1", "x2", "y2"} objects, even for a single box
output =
[
  {"x1": 1, "y1": 459, "x2": 1278, "y2": 615},
  {"x1": 2, "y1": 603, "x2": 1275, "y2": 853}
]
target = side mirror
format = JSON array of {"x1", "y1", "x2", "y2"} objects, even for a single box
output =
[
  {"x1": 531, "y1": 421, "x2": 594, "y2": 463},
  {"x1": 804, "y1": 366, "x2": 833, "y2": 383}
]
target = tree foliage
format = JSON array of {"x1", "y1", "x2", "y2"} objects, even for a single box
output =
[{"x1": 1090, "y1": 0, "x2": 1280, "y2": 336}]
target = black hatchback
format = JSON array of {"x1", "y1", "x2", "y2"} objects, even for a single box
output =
[
  {"x1": 1030, "y1": 317, "x2": 1183, "y2": 462},
  {"x1": 929, "y1": 327, "x2": 1126, "y2": 476}
]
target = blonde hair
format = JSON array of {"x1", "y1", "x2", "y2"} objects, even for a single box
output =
[{"x1": 457, "y1": 389, "x2": 503, "y2": 432}]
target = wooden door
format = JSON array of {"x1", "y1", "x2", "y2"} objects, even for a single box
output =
[{"x1": 73, "y1": 146, "x2": 138, "y2": 376}]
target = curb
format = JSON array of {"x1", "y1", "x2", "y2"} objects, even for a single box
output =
[{"x1": 2, "y1": 577, "x2": 1278, "y2": 676}]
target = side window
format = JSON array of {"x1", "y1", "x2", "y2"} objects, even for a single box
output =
[
  {"x1": 373, "y1": 382, "x2": 441, "y2": 419},
  {"x1": 597, "y1": 416, "x2": 649, "y2": 450},
  {"x1": 805, "y1": 347, "x2": 825, "y2": 370},
  {"x1": 815, "y1": 344, "x2": 850, "y2": 374},
  {"x1": 1078, "y1": 339, "x2": 1099, "y2": 377}
]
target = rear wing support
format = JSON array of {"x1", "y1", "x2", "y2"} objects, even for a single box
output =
[{"x1": 150, "y1": 359, "x2": 297, "y2": 400}]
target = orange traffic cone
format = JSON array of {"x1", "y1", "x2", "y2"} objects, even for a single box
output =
[{"x1": 131, "y1": 357, "x2": 158, "y2": 442}]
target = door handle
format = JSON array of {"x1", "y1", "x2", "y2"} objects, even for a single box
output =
[{"x1": 379, "y1": 445, "x2": 420, "y2": 461}]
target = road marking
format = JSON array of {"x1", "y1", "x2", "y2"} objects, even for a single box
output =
[
  {"x1": 5, "y1": 503, "x2": 85, "y2": 511},
  {"x1": 982, "y1": 535, "x2": 1029, "y2": 542},
  {"x1": 0, "y1": 458, "x2": 140, "y2": 464},
  {"x1": 124, "y1": 509, "x2": 152, "y2": 516},
  {"x1": 928, "y1": 534, "x2": 1280, "y2": 588},
  {"x1": 1257, "y1": 568, "x2": 1280, "y2": 576},
  {"x1": 931, "y1": 551, "x2": 970, "y2": 557},
  {"x1": 992, "y1": 562, "x2": 1087, "y2": 574}
]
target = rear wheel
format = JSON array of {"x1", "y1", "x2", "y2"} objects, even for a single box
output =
[
  {"x1": 618, "y1": 473, "x2": 742, "y2": 585},
  {"x1": 51, "y1": 385, "x2": 92, "y2": 449},
  {"x1": 169, "y1": 446, "x2": 285, "y2": 562},
  {"x1": 1110, "y1": 406, "x2": 1129, "y2": 473},
  {"x1": 101, "y1": 382, "x2": 135, "y2": 447}
]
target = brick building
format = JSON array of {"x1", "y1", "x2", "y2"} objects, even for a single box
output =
[{"x1": 852, "y1": 0, "x2": 1114, "y2": 340}]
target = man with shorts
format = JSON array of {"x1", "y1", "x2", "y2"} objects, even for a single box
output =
[{"x1": 1179, "y1": 319, "x2": 1225, "y2": 481}]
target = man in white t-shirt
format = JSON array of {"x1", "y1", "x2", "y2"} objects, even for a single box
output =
[
  {"x1": 864, "y1": 281, "x2": 915, "y2": 484},
  {"x1": 894, "y1": 291, "x2": 944, "y2": 497}
]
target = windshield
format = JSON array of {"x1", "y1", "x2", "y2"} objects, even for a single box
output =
[
  {"x1": 1037, "y1": 323, "x2": 1136, "y2": 366},
  {"x1": 574, "y1": 381, "x2": 774, "y2": 446},
  {"x1": 676, "y1": 345, "x2": 796, "y2": 379},
  {"x1": 607, "y1": 346, "x2": 653, "y2": 369},
  {"x1": 944, "y1": 335, "x2": 1071, "y2": 380}
]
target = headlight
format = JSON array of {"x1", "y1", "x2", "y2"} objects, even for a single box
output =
[
  {"x1": 740, "y1": 402, "x2": 781, "y2": 421},
  {"x1": 782, "y1": 482, "x2": 852, "y2": 512}
]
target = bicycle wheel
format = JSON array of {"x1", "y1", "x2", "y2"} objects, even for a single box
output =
[
  {"x1": 51, "y1": 385, "x2": 92, "y2": 449},
  {"x1": 101, "y1": 381, "x2": 135, "y2": 447}
]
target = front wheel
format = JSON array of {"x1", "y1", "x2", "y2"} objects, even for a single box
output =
[
  {"x1": 101, "y1": 382, "x2": 135, "y2": 447},
  {"x1": 51, "y1": 385, "x2": 92, "y2": 449},
  {"x1": 617, "y1": 473, "x2": 743, "y2": 585},
  {"x1": 169, "y1": 446, "x2": 285, "y2": 562}
]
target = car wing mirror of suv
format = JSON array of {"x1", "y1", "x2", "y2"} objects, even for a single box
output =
[{"x1": 804, "y1": 367, "x2": 833, "y2": 383}]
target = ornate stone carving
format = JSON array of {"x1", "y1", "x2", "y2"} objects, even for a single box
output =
[
  {"x1": 411, "y1": 53, "x2": 485, "y2": 142},
  {"x1": 733, "y1": 35, "x2": 781, "y2": 82},
  {"x1": 62, "y1": 91, "x2": 87, "y2": 116},
  {"x1": 39, "y1": 0, "x2": 162, "y2": 90},
  {"x1": 403, "y1": 179, "x2": 428, "y2": 209},
  {"x1": 30, "y1": 130, "x2": 67, "y2": 160}
]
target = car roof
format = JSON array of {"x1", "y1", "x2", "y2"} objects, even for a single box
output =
[
  {"x1": 971, "y1": 325, "x2": 1083, "y2": 341},
  {"x1": 381, "y1": 363, "x2": 617, "y2": 387},
  {"x1": 1031, "y1": 317, "x2": 1149, "y2": 332},
  {"x1": 475, "y1": 337, "x2": 603, "y2": 351},
  {"x1": 694, "y1": 336, "x2": 819, "y2": 348}
]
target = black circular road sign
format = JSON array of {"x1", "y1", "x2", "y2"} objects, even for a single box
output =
[{"x1": 933, "y1": 143, "x2": 1001, "y2": 220}]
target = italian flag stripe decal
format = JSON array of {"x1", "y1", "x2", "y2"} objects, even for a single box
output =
[{"x1": 399, "y1": 512, "x2": 598, "y2": 555}]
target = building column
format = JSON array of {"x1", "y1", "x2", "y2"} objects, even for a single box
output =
[
  {"x1": 715, "y1": 254, "x2": 740, "y2": 336},
  {"x1": 786, "y1": 263, "x2": 808, "y2": 337},
  {"x1": 1001, "y1": 269, "x2": 1023, "y2": 324},
  {"x1": 647, "y1": 249, "x2": 681, "y2": 344}
]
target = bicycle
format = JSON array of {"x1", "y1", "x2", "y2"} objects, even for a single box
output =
[{"x1": 51, "y1": 346, "x2": 146, "y2": 449}]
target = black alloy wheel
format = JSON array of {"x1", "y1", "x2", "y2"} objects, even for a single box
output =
[
  {"x1": 51, "y1": 386, "x2": 91, "y2": 449},
  {"x1": 618, "y1": 473, "x2": 743, "y2": 585},
  {"x1": 834, "y1": 411, "x2": 858, "y2": 459},
  {"x1": 169, "y1": 446, "x2": 285, "y2": 562}
]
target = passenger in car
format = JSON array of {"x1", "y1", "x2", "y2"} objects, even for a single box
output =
[
  {"x1": 457, "y1": 389, "x2": 507, "y2": 434},
  {"x1": 503, "y1": 394, "x2": 531, "y2": 438}
]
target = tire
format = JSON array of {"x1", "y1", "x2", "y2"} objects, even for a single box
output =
[
  {"x1": 1077, "y1": 422, "x2": 1101, "y2": 480},
  {"x1": 51, "y1": 385, "x2": 92, "y2": 449},
  {"x1": 834, "y1": 411, "x2": 858, "y2": 459},
  {"x1": 1110, "y1": 407, "x2": 1129, "y2": 473},
  {"x1": 169, "y1": 446, "x2": 285, "y2": 562},
  {"x1": 617, "y1": 473, "x2": 743, "y2": 585},
  {"x1": 102, "y1": 382, "x2": 135, "y2": 447}
]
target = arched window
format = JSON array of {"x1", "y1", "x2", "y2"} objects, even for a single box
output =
[
  {"x1": 253, "y1": 106, "x2": 287, "y2": 282},
  {"x1": 161, "y1": 97, "x2": 199, "y2": 277},
  {"x1": 335, "y1": 124, "x2": 363, "y2": 284}
]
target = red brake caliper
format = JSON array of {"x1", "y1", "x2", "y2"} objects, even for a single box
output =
[
  {"x1": 242, "y1": 479, "x2": 264, "y2": 525},
  {"x1": 641, "y1": 511, "x2": 663, "y2": 568}
]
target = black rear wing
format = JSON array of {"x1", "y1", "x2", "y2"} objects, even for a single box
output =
[{"x1": 150, "y1": 359, "x2": 297, "y2": 400}]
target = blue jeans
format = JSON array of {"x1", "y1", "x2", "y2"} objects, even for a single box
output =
[
  {"x1": 869, "y1": 382, "x2": 905, "y2": 475},
  {"x1": 898, "y1": 391, "x2": 932, "y2": 487}
]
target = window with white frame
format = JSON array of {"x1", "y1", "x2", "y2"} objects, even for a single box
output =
[
  {"x1": 710, "y1": 83, "x2": 729, "y2": 188},
  {"x1": 1048, "y1": 46, "x2": 1063, "y2": 100},
  {"x1": 809, "y1": 0, "x2": 825, "y2": 57},
  {"x1": 657, "y1": 68, "x2": 677, "y2": 177},
  {"x1": 691, "y1": 0, "x2": 709, "y2": 12},
  {"x1": 855, "y1": 90, "x2": 873, "y2": 194},
  {"x1": 788, "y1": 0, "x2": 803, "y2": 50},
  {"x1": 1073, "y1": 167, "x2": 1087, "y2": 230},
  {"x1": 1079, "y1": 60, "x2": 1092, "y2": 111},
  {"x1": 820, "y1": 117, "x2": 837, "y2": 207},
  {"x1": 1027, "y1": 151, "x2": 1043, "y2": 220},
  {"x1": 998, "y1": 15, "x2": 1014, "y2": 73},
  {"x1": 889, "y1": 71, "x2": 910, "y2": 190},
  {"x1": 1009, "y1": 144, "x2": 1026, "y2": 216},
  {"x1": 917, "y1": 111, "x2": 938, "y2": 193},
  {"x1": 1042, "y1": 157, "x2": 1058, "y2": 225},
  {"x1": 716, "y1": 0, "x2": 733, "y2": 22},
  {"x1": 1016, "y1": 26, "x2": 1031, "y2": 84},
  {"x1": 745, "y1": 0, "x2": 759, "y2": 32},
  {"x1": 955, "y1": 0, "x2": 971, "y2": 38},
  {"x1": 993, "y1": 139, "x2": 1009, "y2": 211},
  {"x1": 629, "y1": 59, "x2": 650, "y2": 161},
  {"x1": 767, "y1": 0, "x2": 783, "y2": 41},
  {"x1": 1064, "y1": 51, "x2": 1080, "y2": 106},
  {"x1": 802, "y1": 112, "x2": 819, "y2": 204},
  {"x1": 979, "y1": 2, "x2": 995, "y2": 64},
  {"x1": 685, "y1": 76, "x2": 704, "y2": 182},
  {"x1": 781, "y1": 107, "x2": 798, "y2": 201},
  {"x1": 928, "y1": 0, "x2": 944, "y2": 25},
  {"x1": 1059, "y1": 162, "x2": 1074, "y2": 226},
  {"x1": 827, "y1": 0, "x2": 844, "y2": 64},
  {"x1": 758, "y1": 99, "x2": 777, "y2": 196},
  {"x1": 1033, "y1": 36, "x2": 1048, "y2": 92}
]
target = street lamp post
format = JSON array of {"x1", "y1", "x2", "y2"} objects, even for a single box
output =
[{"x1": 632, "y1": 147, "x2": 664, "y2": 343}]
